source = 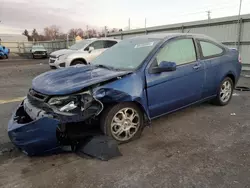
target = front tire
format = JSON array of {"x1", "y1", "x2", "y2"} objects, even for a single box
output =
[
  {"x1": 212, "y1": 77, "x2": 234, "y2": 106},
  {"x1": 100, "y1": 103, "x2": 144, "y2": 144},
  {"x1": 71, "y1": 60, "x2": 87, "y2": 66}
]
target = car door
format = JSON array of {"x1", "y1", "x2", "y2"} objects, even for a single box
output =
[
  {"x1": 145, "y1": 37, "x2": 205, "y2": 118},
  {"x1": 195, "y1": 39, "x2": 225, "y2": 98},
  {"x1": 86, "y1": 40, "x2": 106, "y2": 62}
]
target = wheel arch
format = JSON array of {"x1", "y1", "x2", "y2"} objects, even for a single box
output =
[
  {"x1": 70, "y1": 58, "x2": 87, "y2": 66},
  {"x1": 101, "y1": 100, "x2": 150, "y2": 124},
  {"x1": 221, "y1": 71, "x2": 236, "y2": 87}
]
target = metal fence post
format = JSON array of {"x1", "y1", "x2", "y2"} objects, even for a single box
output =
[
  {"x1": 52, "y1": 41, "x2": 54, "y2": 52},
  {"x1": 237, "y1": 18, "x2": 243, "y2": 51},
  {"x1": 18, "y1": 42, "x2": 20, "y2": 53}
]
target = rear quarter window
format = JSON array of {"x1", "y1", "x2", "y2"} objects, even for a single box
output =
[
  {"x1": 199, "y1": 40, "x2": 224, "y2": 58},
  {"x1": 104, "y1": 41, "x2": 118, "y2": 48}
]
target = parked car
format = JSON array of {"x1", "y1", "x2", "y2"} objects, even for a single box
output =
[
  {"x1": 8, "y1": 33, "x2": 242, "y2": 156},
  {"x1": 49, "y1": 38, "x2": 120, "y2": 69},
  {"x1": 0, "y1": 45, "x2": 10, "y2": 59},
  {"x1": 31, "y1": 45, "x2": 47, "y2": 59}
]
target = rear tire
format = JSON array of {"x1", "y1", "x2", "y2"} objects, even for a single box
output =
[
  {"x1": 100, "y1": 103, "x2": 144, "y2": 144},
  {"x1": 211, "y1": 77, "x2": 234, "y2": 106}
]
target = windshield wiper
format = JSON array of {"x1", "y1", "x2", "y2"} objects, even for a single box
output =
[{"x1": 94, "y1": 64, "x2": 119, "y2": 71}]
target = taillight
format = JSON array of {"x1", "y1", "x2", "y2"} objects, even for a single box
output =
[{"x1": 238, "y1": 53, "x2": 242, "y2": 63}]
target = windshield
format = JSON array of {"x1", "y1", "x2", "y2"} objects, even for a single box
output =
[
  {"x1": 69, "y1": 40, "x2": 92, "y2": 50},
  {"x1": 91, "y1": 37, "x2": 161, "y2": 70}
]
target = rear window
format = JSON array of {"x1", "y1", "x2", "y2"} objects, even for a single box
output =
[{"x1": 200, "y1": 40, "x2": 224, "y2": 58}]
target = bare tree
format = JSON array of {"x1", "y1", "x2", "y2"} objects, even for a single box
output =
[
  {"x1": 111, "y1": 28, "x2": 119, "y2": 33},
  {"x1": 31, "y1": 29, "x2": 39, "y2": 41},
  {"x1": 22, "y1": 29, "x2": 32, "y2": 41},
  {"x1": 44, "y1": 25, "x2": 61, "y2": 40},
  {"x1": 68, "y1": 28, "x2": 84, "y2": 38}
]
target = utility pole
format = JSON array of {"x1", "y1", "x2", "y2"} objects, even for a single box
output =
[
  {"x1": 235, "y1": 0, "x2": 243, "y2": 48},
  {"x1": 104, "y1": 26, "x2": 107, "y2": 37},
  {"x1": 66, "y1": 33, "x2": 69, "y2": 48},
  {"x1": 86, "y1": 25, "x2": 89, "y2": 39},
  {"x1": 206, "y1": 10, "x2": 211, "y2": 20},
  {"x1": 129, "y1": 18, "x2": 131, "y2": 30}
]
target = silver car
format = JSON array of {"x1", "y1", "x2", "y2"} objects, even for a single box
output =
[{"x1": 49, "y1": 38, "x2": 120, "y2": 69}]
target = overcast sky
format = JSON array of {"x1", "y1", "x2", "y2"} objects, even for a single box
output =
[{"x1": 0, "y1": 0, "x2": 250, "y2": 34}]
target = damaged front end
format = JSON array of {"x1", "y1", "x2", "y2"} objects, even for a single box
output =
[{"x1": 8, "y1": 88, "x2": 104, "y2": 156}]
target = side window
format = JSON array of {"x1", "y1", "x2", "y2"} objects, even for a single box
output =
[
  {"x1": 104, "y1": 40, "x2": 117, "y2": 48},
  {"x1": 200, "y1": 41, "x2": 223, "y2": 58},
  {"x1": 156, "y1": 38, "x2": 196, "y2": 66},
  {"x1": 89, "y1": 41, "x2": 105, "y2": 50}
]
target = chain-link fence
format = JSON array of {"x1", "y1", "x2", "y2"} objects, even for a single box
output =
[{"x1": 1, "y1": 40, "x2": 76, "y2": 57}]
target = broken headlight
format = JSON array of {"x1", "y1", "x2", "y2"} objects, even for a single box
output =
[{"x1": 48, "y1": 91, "x2": 92, "y2": 113}]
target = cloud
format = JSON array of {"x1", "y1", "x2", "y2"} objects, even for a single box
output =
[{"x1": 0, "y1": 0, "x2": 95, "y2": 34}]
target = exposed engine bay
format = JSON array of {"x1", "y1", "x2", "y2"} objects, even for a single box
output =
[{"x1": 22, "y1": 88, "x2": 105, "y2": 148}]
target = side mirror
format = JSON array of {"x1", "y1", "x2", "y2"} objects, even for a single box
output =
[
  {"x1": 88, "y1": 46, "x2": 94, "y2": 53},
  {"x1": 150, "y1": 61, "x2": 177, "y2": 74}
]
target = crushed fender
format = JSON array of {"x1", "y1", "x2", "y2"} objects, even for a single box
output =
[{"x1": 76, "y1": 135, "x2": 122, "y2": 161}]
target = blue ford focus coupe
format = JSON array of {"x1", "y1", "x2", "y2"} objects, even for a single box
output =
[{"x1": 8, "y1": 33, "x2": 242, "y2": 156}]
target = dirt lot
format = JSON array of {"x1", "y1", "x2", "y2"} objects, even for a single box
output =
[{"x1": 0, "y1": 59, "x2": 250, "y2": 188}]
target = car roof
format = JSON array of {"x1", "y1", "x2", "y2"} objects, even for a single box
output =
[
  {"x1": 130, "y1": 33, "x2": 215, "y2": 41},
  {"x1": 89, "y1": 38, "x2": 121, "y2": 42}
]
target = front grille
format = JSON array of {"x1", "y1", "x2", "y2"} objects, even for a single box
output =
[
  {"x1": 29, "y1": 89, "x2": 48, "y2": 100},
  {"x1": 34, "y1": 51, "x2": 46, "y2": 54},
  {"x1": 27, "y1": 89, "x2": 49, "y2": 108}
]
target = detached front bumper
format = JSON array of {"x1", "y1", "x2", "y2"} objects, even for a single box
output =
[{"x1": 8, "y1": 102, "x2": 61, "y2": 156}]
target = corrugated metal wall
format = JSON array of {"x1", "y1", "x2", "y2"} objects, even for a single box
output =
[{"x1": 108, "y1": 14, "x2": 250, "y2": 70}]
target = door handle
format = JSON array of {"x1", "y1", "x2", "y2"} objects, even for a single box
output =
[{"x1": 193, "y1": 64, "x2": 201, "y2": 70}]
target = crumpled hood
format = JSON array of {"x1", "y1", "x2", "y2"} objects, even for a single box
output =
[
  {"x1": 32, "y1": 65, "x2": 132, "y2": 95},
  {"x1": 50, "y1": 49, "x2": 76, "y2": 57}
]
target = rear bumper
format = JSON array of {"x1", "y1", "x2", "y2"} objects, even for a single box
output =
[{"x1": 8, "y1": 102, "x2": 61, "y2": 156}]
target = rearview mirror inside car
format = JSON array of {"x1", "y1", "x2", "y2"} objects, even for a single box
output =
[{"x1": 150, "y1": 61, "x2": 177, "y2": 74}]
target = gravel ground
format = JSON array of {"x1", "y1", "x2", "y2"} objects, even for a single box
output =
[{"x1": 0, "y1": 60, "x2": 250, "y2": 188}]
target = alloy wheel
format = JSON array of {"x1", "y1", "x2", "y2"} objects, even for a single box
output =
[
  {"x1": 111, "y1": 108, "x2": 140, "y2": 141},
  {"x1": 220, "y1": 80, "x2": 232, "y2": 103}
]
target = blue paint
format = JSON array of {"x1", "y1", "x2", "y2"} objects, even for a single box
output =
[
  {"x1": 8, "y1": 104, "x2": 61, "y2": 156},
  {"x1": 0, "y1": 45, "x2": 10, "y2": 58},
  {"x1": 32, "y1": 65, "x2": 132, "y2": 95},
  {"x1": 8, "y1": 33, "x2": 242, "y2": 156}
]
